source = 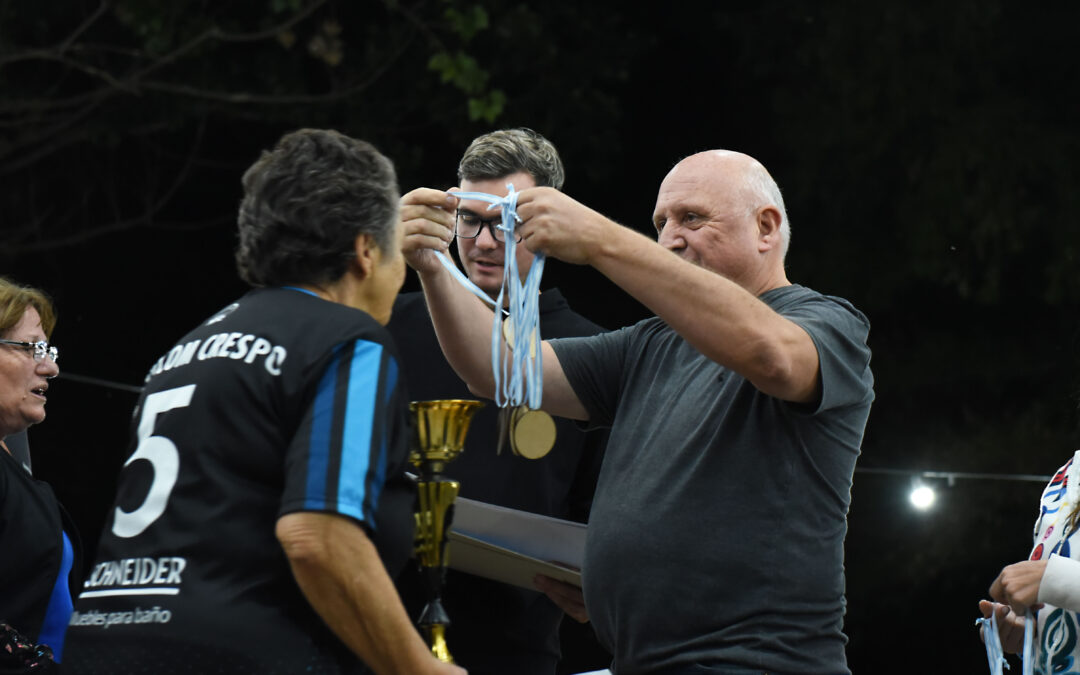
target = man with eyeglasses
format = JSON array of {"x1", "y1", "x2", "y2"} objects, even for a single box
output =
[{"x1": 388, "y1": 128, "x2": 611, "y2": 675}]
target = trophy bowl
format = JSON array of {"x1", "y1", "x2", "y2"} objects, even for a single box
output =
[{"x1": 409, "y1": 399, "x2": 485, "y2": 475}]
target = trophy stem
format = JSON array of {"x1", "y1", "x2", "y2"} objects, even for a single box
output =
[{"x1": 409, "y1": 400, "x2": 483, "y2": 664}]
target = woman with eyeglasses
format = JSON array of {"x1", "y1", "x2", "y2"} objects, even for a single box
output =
[{"x1": 0, "y1": 276, "x2": 77, "y2": 673}]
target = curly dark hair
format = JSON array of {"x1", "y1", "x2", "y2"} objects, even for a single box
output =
[
  {"x1": 457, "y1": 128, "x2": 565, "y2": 189},
  {"x1": 235, "y1": 128, "x2": 399, "y2": 287}
]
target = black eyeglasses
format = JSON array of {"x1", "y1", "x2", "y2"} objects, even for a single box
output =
[
  {"x1": 0, "y1": 339, "x2": 59, "y2": 363},
  {"x1": 455, "y1": 210, "x2": 521, "y2": 243}
]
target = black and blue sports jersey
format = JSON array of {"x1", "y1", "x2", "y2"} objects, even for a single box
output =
[{"x1": 64, "y1": 287, "x2": 414, "y2": 675}]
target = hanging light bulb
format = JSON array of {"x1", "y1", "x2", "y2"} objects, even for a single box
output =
[{"x1": 909, "y1": 482, "x2": 936, "y2": 510}]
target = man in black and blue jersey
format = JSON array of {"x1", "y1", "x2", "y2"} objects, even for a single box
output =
[{"x1": 64, "y1": 129, "x2": 464, "y2": 675}]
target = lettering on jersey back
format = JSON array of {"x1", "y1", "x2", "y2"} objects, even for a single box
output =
[
  {"x1": 145, "y1": 332, "x2": 287, "y2": 382},
  {"x1": 81, "y1": 556, "x2": 187, "y2": 597},
  {"x1": 69, "y1": 606, "x2": 173, "y2": 629}
]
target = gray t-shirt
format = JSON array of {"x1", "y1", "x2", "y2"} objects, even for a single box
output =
[{"x1": 549, "y1": 284, "x2": 874, "y2": 674}]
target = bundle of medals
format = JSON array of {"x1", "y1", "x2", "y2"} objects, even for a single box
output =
[{"x1": 434, "y1": 185, "x2": 556, "y2": 459}]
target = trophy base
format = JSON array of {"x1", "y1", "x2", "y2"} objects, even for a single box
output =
[{"x1": 423, "y1": 623, "x2": 454, "y2": 664}]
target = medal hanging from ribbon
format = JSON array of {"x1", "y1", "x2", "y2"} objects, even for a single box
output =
[{"x1": 432, "y1": 185, "x2": 555, "y2": 458}]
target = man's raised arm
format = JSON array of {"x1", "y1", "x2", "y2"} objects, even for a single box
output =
[{"x1": 513, "y1": 184, "x2": 820, "y2": 404}]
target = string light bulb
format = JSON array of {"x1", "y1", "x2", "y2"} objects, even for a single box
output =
[{"x1": 909, "y1": 483, "x2": 936, "y2": 510}]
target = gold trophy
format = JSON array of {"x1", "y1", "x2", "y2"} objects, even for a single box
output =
[{"x1": 409, "y1": 399, "x2": 484, "y2": 663}]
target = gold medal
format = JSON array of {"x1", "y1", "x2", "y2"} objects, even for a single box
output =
[
  {"x1": 509, "y1": 406, "x2": 556, "y2": 460},
  {"x1": 502, "y1": 316, "x2": 514, "y2": 349},
  {"x1": 501, "y1": 317, "x2": 537, "y2": 353}
]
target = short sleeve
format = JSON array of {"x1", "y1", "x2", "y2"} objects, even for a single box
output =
[
  {"x1": 782, "y1": 295, "x2": 874, "y2": 414},
  {"x1": 279, "y1": 338, "x2": 403, "y2": 530},
  {"x1": 549, "y1": 325, "x2": 635, "y2": 427}
]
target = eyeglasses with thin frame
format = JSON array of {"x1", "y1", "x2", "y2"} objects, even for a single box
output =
[
  {"x1": 454, "y1": 210, "x2": 521, "y2": 243},
  {"x1": 0, "y1": 339, "x2": 59, "y2": 364}
]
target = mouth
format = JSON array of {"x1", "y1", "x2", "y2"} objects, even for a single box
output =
[
  {"x1": 470, "y1": 259, "x2": 503, "y2": 271},
  {"x1": 31, "y1": 386, "x2": 47, "y2": 398}
]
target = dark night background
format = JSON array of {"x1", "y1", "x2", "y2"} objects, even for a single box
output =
[{"x1": 3, "y1": 1, "x2": 1080, "y2": 672}]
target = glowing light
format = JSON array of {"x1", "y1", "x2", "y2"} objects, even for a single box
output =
[{"x1": 910, "y1": 485, "x2": 936, "y2": 510}]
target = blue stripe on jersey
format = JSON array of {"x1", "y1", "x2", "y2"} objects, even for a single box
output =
[
  {"x1": 282, "y1": 286, "x2": 321, "y2": 299},
  {"x1": 305, "y1": 340, "x2": 396, "y2": 524},
  {"x1": 337, "y1": 341, "x2": 384, "y2": 522},
  {"x1": 305, "y1": 347, "x2": 341, "y2": 510},
  {"x1": 366, "y1": 355, "x2": 399, "y2": 518}
]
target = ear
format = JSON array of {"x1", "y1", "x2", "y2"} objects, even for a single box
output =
[
  {"x1": 756, "y1": 206, "x2": 783, "y2": 253},
  {"x1": 351, "y1": 233, "x2": 377, "y2": 280}
]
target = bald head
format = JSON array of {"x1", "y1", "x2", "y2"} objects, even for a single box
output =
[
  {"x1": 653, "y1": 149, "x2": 791, "y2": 294},
  {"x1": 666, "y1": 151, "x2": 790, "y2": 259}
]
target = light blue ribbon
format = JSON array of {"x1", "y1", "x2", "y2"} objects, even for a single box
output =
[
  {"x1": 976, "y1": 610, "x2": 1035, "y2": 675},
  {"x1": 1022, "y1": 613, "x2": 1034, "y2": 675},
  {"x1": 976, "y1": 612, "x2": 1010, "y2": 675},
  {"x1": 433, "y1": 184, "x2": 544, "y2": 410}
]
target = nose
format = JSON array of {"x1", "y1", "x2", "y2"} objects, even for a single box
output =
[
  {"x1": 657, "y1": 225, "x2": 684, "y2": 253},
  {"x1": 475, "y1": 222, "x2": 501, "y2": 250},
  {"x1": 38, "y1": 357, "x2": 59, "y2": 379}
]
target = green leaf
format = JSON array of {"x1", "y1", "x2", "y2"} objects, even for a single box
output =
[
  {"x1": 427, "y1": 50, "x2": 488, "y2": 94},
  {"x1": 444, "y1": 5, "x2": 489, "y2": 42},
  {"x1": 467, "y1": 89, "x2": 505, "y2": 123}
]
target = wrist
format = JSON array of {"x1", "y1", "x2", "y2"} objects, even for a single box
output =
[{"x1": 1038, "y1": 554, "x2": 1080, "y2": 609}]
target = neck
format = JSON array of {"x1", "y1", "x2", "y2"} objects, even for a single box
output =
[
  {"x1": 747, "y1": 262, "x2": 791, "y2": 297},
  {"x1": 296, "y1": 277, "x2": 358, "y2": 309}
]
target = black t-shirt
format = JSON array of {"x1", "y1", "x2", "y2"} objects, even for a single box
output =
[
  {"x1": 551, "y1": 284, "x2": 874, "y2": 674},
  {"x1": 64, "y1": 288, "x2": 414, "y2": 675},
  {"x1": 387, "y1": 289, "x2": 609, "y2": 675}
]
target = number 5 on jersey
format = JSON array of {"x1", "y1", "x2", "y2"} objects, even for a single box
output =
[{"x1": 112, "y1": 385, "x2": 196, "y2": 538}]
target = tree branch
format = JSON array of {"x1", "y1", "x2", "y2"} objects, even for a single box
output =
[
  {"x1": 134, "y1": 30, "x2": 413, "y2": 105},
  {"x1": 57, "y1": 1, "x2": 112, "y2": 56},
  {"x1": 130, "y1": 0, "x2": 330, "y2": 82}
]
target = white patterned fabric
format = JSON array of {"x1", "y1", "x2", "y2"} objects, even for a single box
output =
[{"x1": 1029, "y1": 450, "x2": 1080, "y2": 673}]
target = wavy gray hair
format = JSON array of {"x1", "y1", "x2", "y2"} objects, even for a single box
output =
[{"x1": 235, "y1": 129, "x2": 399, "y2": 287}]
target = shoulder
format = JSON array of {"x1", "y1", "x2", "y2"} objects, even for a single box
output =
[
  {"x1": 762, "y1": 286, "x2": 871, "y2": 350},
  {"x1": 765, "y1": 284, "x2": 869, "y2": 327},
  {"x1": 238, "y1": 288, "x2": 397, "y2": 362},
  {"x1": 550, "y1": 316, "x2": 662, "y2": 359}
]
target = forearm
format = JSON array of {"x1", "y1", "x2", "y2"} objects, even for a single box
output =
[
  {"x1": 590, "y1": 224, "x2": 818, "y2": 401},
  {"x1": 420, "y1": 266, "x2": 588, "y2": 419},
  {"x1": 277, "y1": 512, "x2": 435, "y2": 675},
  {"x1": 417, "y1": 263, "x2": 502, "y2": 398}
]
